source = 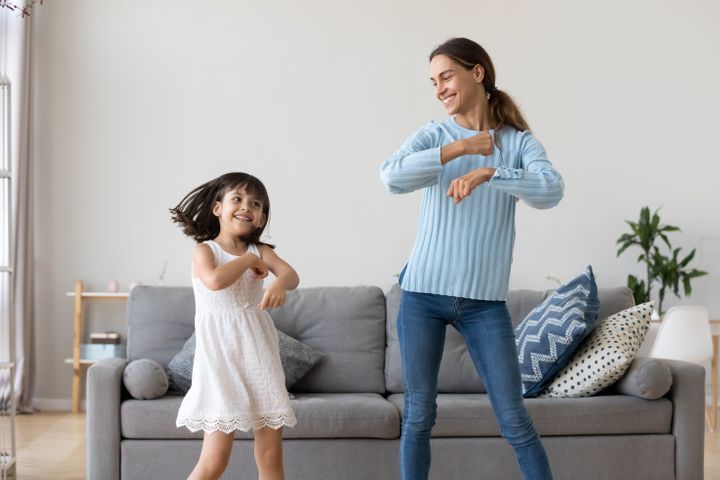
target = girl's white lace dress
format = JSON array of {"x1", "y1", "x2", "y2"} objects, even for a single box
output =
[{"x1": 176, "y1": 240, "x2": 297, "y2": 434}]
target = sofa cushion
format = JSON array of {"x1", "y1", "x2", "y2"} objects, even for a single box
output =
[
  {"x1": 123, "y1": 359, "x2": 169, "y2": 400},
  {"x1": 385, "y1": 282, "x2": 634, "y2": 394},
  {"x1": 540, "y1": 302, "x2": 654, "y2": 398},
  {"x1": 277, "y1": 330, "x2": 325, "y2": 389},
  {"x1": 515, "y1": 266, "x2": 600, "y2": 397},
  {"x1": 507, "y1": 286, "x2": 635, "y2": 330},
  {"x1": 610, "y1": 357, "x2": 673, "y2": 400},
  {"x1": 166, "y1": 330, "x2": 323, "y2": 393},
  {"x1": 127, "y1": 286, "x2": 195, "y2": 366},
  {"x1": 121, "y1": 393, "x2": 400, "y2": 439},
  {"x1": 166, "y1": 334, "x2": 194, "y2": 393},
  {"x1": 595, "y1": 287, "x2": 637, "y2": 323},
  {"x1": 269, "y1": 286, "x2": 387, "y2": 393},
  {"x1": 129, "y1": 285, "x2": 386, "y2": 394},
  {"x1": 387, "y1": 393, "x2": 672, "y2": 436},
  {"x1": 385, "y1": 284, "x2": 487, "y2": 394}
]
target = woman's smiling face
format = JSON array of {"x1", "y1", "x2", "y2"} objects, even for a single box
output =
[{"x1": 429, "y1": 54, "x2": 484, "y2": 116}]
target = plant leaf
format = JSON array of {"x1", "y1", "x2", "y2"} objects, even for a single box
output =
[{"x1": 679, "y1": 248, "x2": 696, "y2": 267}]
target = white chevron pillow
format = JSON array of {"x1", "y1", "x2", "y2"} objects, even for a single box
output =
[
  {"x1": 515, "y1": 266, "x2": 600, "y2": 397},
  {"x1": 539, "y1": 302, "x2": 654, "y2": 398}
]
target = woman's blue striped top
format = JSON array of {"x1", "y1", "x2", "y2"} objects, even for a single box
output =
[{"x1": 380, "y1": 117, "x2": 564, "y2": 301}]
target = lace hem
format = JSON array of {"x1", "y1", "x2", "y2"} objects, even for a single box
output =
[{"x1": 177, "y1": 413, "x2": 297, "y2": 434}]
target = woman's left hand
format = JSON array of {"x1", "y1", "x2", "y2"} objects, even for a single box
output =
[
  {"x1": 259, "y1": 283, "x2": 287, "y2": 309},
  {"x1": 447, "y1": 167, "x2": 496, "y2": 204}
]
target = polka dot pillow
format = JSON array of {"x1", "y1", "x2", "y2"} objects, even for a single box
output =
[{"x1": 540, "y1": 302, "x2": 654, "y2": 398}]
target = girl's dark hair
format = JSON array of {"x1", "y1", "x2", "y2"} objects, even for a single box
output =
[
  {"x1": 170, "y1": 172, "x2": 274, "y2": 247},
  {"x1": 430, "y1": 37, "x2": 530, "y2": 133}
]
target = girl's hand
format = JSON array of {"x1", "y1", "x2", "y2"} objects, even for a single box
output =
[
  {"x1": 462, "y1": 132, "x2": 494, "y2": 156},
  {"x1": 447, "y1": 167, "x2": 496, "y2": 204},
  {"x1": 259, "y1": 283, "x2": 286, "y2": 309},
  {"x1": 243, "y1": 251, "x2": 262, "y2": 265},
  {"x1": 251, "y1": 260, "x2": 270, "y2": 279}
]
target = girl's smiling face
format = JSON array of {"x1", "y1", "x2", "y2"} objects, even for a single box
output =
[{"x1": 213, "y1": 186, "x2": 266, "y2": 238}]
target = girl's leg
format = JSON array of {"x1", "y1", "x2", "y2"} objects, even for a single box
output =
[
  {"x1": 254, "y1": 426, "x2": 284, "y2": 480},
  {"x1": 454, "y1": 300, "x2": 553, "y2": 480},
  {"x1": 187, "y1": 431, "x2": 234, "y2": 480},
  {"x1": 397, "y1": 291, "x2": 451, "y2": 480}
]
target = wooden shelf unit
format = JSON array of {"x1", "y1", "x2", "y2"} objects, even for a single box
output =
[{"x1": 66, "y1": 280, "x2": 129, "y2": 413}]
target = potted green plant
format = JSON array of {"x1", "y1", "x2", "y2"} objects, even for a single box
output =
[{"x1": 616, "y1": 206, "x2": 708, "y2": 314}]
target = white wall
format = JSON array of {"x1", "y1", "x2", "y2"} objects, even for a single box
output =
[{"x1": 31, "y1": 0, "x2": 720, "y2": 404}]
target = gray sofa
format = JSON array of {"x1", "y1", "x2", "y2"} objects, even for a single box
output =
[{"x1": 87, "y1": 285, "x2": 705, "y2": 480}]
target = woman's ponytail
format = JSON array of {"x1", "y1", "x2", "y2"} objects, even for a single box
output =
[{"x1": 487, "y1": 88, "x2": 529, "y2": 133}]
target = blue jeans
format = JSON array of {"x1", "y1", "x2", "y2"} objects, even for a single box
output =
[{"x1": 398, "y1": 290, "x2": 553, "y2": 480}]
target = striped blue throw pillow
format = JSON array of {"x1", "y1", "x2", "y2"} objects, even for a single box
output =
[{"x1": 515, "y1": 266, "x2": 599, "y2": 397}]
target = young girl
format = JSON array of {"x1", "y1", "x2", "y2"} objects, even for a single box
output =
[{"x1": 170, "y1": 172, "x2": 298, "y2": 480}]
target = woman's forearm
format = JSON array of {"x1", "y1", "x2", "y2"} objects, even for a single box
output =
[{"x1": 440, "y1": 139, "x2": 467, "y2": 165}]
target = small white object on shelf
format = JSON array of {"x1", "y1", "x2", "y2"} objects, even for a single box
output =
[{"x1": 90, "y1": 331, "x2": 121, "y2": 344}]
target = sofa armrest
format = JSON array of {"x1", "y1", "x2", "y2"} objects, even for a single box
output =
[
  {"x1": 662, "y1": 359, "x2": 705, "y2": 480},
  {"x1": 86, "y1": 357, "x2": 128, "y2": 480}
]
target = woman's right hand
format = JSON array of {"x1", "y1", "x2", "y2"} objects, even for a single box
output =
[
  {"x1": 462, "y1": 132, "x2": 494, "y2": 156},
  {"x1": 440, "y1": 131, "x2": 494, "y2": 165}
]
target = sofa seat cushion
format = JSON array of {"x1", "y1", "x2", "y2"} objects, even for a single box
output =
[
  {"x1": 387, "y1": 393, "x2": 672, "y2": 436},
  {"x1": 121, "y1": 393, "x2": 400, "y2": 439}
]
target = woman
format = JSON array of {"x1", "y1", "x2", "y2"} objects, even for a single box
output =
[{"x1": 380, "y1": 37, "x2": 563, "y2": 480}]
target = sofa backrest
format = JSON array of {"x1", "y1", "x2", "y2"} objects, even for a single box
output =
[
  {"x1": 384, "y1": 285, "x2": 635, "y2": 393},
  {"x1": 127, "y1": 285, "x2": 388, "y2": 394},
  {"x1": 267, "y1": 286, "x2": 387, "y2": 393},
  {"x1": 127, "y1": 286, "x2": 195, "y2": 366}
]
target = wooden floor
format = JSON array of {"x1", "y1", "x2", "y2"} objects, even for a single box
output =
[
  {"x1": 10, "y1": 411, "x2": 720, "y2": 479},
  {"x1": 14, "y1": 412, "x2": 86, "y2": 480}
]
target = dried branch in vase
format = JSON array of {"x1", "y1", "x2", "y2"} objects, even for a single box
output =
[{"x1": 1, "y1": 0, "x2": 44, "y2": 18}]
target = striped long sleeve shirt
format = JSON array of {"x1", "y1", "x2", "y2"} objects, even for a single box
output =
[{"x1": 380, "y1": 117, "x2": 564, "y2": 301}]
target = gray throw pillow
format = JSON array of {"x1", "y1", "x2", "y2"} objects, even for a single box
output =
[
  {"x1": 166, "y1": 334, "x2": 195, "y2": 393},
  {"x1": 123, "y1": 359, "x2": 169, "y2": 400},
  {"x1": 611, "y1": 357, "x2": 673, "y2": 400},
  {"x1": 277, "y1": 330, "x2": 323, "y2": 389},
  {"x1": 166, "y1": 330, "x2": 322, "y2": 394}
]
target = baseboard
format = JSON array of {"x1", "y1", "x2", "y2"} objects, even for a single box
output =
[{"x1": 33, "y1": 398, "x2": 84, "y2": 411}]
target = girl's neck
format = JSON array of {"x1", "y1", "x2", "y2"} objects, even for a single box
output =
[
  {"x1": 213, "y1": 233, "x2": 249, "y2": 255},
  {"x1": 454, "y1": 97, "x2": 491, "y2": 132}
]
